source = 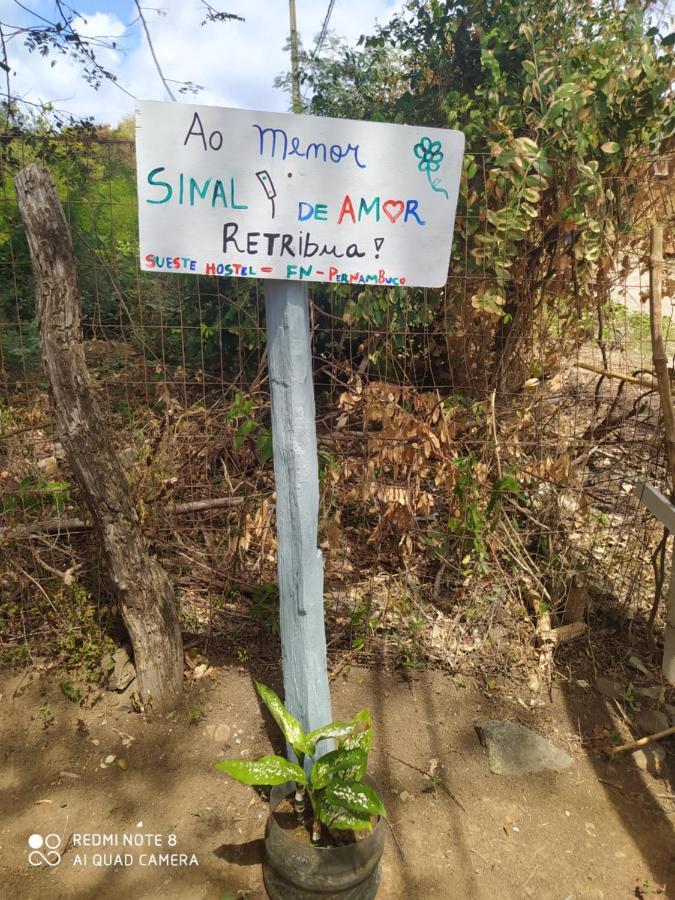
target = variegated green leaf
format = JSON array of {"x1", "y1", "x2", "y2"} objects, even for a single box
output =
[
  {"x1": 255, "y1": 682, "x2": 307, "y2": 753},
  {"x1": 341, "y1": 709, "x2": 373, "y2": 754},
  {"x1": 319, "y1": 798, "x2": 372, "y2": 831},
  {"x1": 343, "y1": 729, "x2": 373, "y2": 753},
  {"x1": 214, "y1": 754, "x2": 306, "y2": 786},
  {"x1": 304, "y1": 720, "x2": 356, "y2": 754},
  {"x1": 310, "y1": 748, "x2": 367, "y2": 790},
  {"x1": 324, "y1": 780, "x2": 385, "y2": 817}
]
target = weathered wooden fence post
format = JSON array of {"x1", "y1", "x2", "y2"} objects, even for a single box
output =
[
  {"x1": 15, "y1": 163, "x2": 184, "y2": 712},
  {"x1": 634, "y1": 481, "x2": 675, "y2": 683},
  {"x1": 637, "y1": 224, "x2": 675, "y2": 683},
  {"x1": 265, "y1": 280, "x2": 332, "y2": 739},
  {"x1": 648, "y1": 225, "x2": 675, "y2": 480}
]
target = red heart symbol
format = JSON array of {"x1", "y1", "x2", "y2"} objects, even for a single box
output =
[{"x1": 383, "y1": 200, "x2": 404, "y2": 223}]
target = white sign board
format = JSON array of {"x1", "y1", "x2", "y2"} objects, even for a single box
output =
[{"x1": 135, "y1": 101, "x2": 464, "y2": 289}]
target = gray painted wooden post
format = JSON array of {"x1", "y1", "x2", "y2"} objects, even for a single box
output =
[
  {"x1": 634, "y1": 479, "x2": 675, "y2": 683},
  {"x1": 265, "y1": 279, "x2": 333, "y2": 741}
]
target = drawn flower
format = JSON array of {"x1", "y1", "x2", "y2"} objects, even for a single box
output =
[
  {"x1": 413, "y1": 136, "x2": 449, "y2": 199},
  {"x1": 414, "y1": 136, "x2": 444, "y2": 173}
]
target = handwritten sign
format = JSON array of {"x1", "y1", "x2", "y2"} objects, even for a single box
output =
[{"x1": 135, "y1": 100, "x2": 464, "y2": 289}]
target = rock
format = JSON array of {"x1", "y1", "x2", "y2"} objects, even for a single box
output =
[
  {"x1": 205, "y1": 723, "x2": 232, "y2": 745},
  {"x1": 595, "y1": 676, "x2": 624, "y2": 701},
  {"x1": 628, "y1": 655, "x2": 651, "y2": 676},
  {"x1": 634, "y1": 685, "x2": 663, "y2": 702},
  {"x1": 488, "y1": 625, "x2": 508, "y2": 647},
  {"x1": 476, "y1": 720, "x2": 574, "y2": 775},
  {"x1": 665, "y1": 704, "x2": 675, "y2": 726},
  {"x1": 37, "y1": 455, "x2": 58, "y2": 477},
  {"x1": 104, "y1": 647, "x2": 136, "y2": 692},
  {"x1": 115, "y1": 680, "x2": 139, "y2": 711},
  {"x1": 635, "y1": 708, "x2": 670, "y2": 735},
  {"x1": 214, "y1": 724, "x2": 232, "y2": 744},
  {"x1": 631, "y1": 745, "x2": 666, "y2": 774},
  {"x1": 193, "y1": 663, "x2": 209, "y2": 679}
]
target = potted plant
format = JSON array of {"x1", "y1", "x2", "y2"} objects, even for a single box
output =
[{"x1": 215, "y1": 682, "x2": 386, "y2": 899}]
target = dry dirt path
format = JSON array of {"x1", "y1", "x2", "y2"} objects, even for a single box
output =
[{"x1": 1, "y1": 664, "x2": 673, "y2": 899}]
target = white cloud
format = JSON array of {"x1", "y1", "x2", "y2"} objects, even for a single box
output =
[
  {"x1": 73, "y1": 10, "x2": 126, "y2": 41},
  {"x1": 3, "y1": 0, "x2": 406, "y2": 124}
]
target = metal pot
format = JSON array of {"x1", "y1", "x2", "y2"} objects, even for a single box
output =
[{"x1": 263, "y1": 776, "x2": 384, "y2": 900}]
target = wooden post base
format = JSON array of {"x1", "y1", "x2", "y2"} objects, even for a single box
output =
[{"x1": 265, "y1": 280, "x2": 332, "y2": 744}]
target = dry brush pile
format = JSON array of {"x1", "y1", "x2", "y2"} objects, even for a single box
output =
[{"x1": 1, "y1": 314, "x2": 672, "y2": 695}]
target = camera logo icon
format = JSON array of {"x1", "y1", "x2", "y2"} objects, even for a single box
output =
[{"x1": 28, "y1": 833, "x2": 62, "y2": 867}]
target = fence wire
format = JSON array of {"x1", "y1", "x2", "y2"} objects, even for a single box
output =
[{"x1": 0, "y1": 137, "x2": 673, "y2": 677}]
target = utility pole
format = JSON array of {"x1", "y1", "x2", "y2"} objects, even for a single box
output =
[{"x1": 288, "y1": 0, "x2": 302, "y2": 114}]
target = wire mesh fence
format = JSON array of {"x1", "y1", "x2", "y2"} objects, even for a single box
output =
[{"x1": 0, "y1": 136, "x2": 673, "y2": 677}]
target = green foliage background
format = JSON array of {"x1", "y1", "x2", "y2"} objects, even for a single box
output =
[
  {"x1": 0, "y1": 0, "x2": 673, "y2": 394},
  {"x1": 294, "y1": 0, "x2": 674, "y2": 391}
]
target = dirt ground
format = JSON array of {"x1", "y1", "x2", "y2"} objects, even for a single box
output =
[{"x1": 1, "y1": 662, "x2": 674, "y2": 900}]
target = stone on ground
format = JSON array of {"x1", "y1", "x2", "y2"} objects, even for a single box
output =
[
  {"x1": 476, "y1": 720, "x2": 574, "y2": 775},
  {"x1": 115, "y1": 679, "x2": 138, "y2": 711},
  {"x1": 205, "y1": 723, "x2": 232, "y2": 745},
  {"x1": 634, "y1": 685, "x2": 663, "y2": 701},
  {"x1": 102, "y1": 646, "x2": 136, "y2": 692},
  {"x1": 635, "y1": 708, "x2": 670, "y2": 735},
  {"x1": 632, "y1": 745, "x2": 666, "y2": 774},
  {"x1": 595, "y1": 676, "x2": 625, "y2": 701}
]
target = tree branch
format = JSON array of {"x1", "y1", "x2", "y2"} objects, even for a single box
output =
[{"x1": 134, "y1": 1, "x2": 176, "y2": 102}]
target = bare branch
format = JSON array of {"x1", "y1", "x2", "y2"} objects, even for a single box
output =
[
  {"x1": 0, "y1": 22, "x2": 12, "y2": 123},
  {"x1": 2, "y1": 0, "x2": 136, "y2": 113},
  {"x1": 199, "y1": 2, "x2": 245, "y2": 27},
  {"x1": 134, "y1": 0, "x2": 175, "y2": 102}
]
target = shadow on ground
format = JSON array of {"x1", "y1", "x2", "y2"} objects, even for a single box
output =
[{"x1": 2, "y1": 654, "x2": 674, "y2": 899}]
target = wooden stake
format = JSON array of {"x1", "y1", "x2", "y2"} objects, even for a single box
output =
[
  {"x1": 648, "y1": 224, "x2": 675, "y2": 683},
  {"x1": 575, "y1": 361, "x2": 657, "y2": 390},
  {"x1": 265, "y1": 280, "x2": 332, "y2": 750},
  {"x1": 562, "y1": 576, "x2": 587, "y2": 626},
  {"x1": 610, "y1": 724, "x2": 675, "y2": 755},
  {"x1": 538, "y1": 622, "x2": 586, "y2": 645},
  {"x1": 268, "y1": 12, "x2": 332, "y2": 752},
  {"x1": 649, "y1": 226, "x2": 675, "y2": 483},
  {"x1": 0, "y1": 496, "x2": 245, "y2": 540}
]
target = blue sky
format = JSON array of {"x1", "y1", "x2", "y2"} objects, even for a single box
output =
[{"x1": 1, "y1": 0, "x2": 405, "y2": 124}]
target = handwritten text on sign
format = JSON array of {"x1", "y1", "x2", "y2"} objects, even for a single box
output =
[{"x1": 135, "y1": 101, "x2": 464, "y2": 289}]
